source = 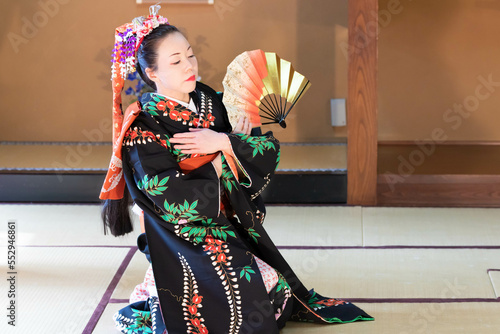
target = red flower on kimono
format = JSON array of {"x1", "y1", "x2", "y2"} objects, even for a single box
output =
[
  {"x1": 129, "y1": 130, "x2": 138, "y2": 140},
  {"x1": 192, "y1": 294, "x2": 203, "y2": 304},
  {"x1": 188, "y1": 305, "x2": 198, "y2": 315},
  {"x1": 180, "y1": 110, "x2": 191, "y2": 121},
  {"x1": 205, "y1": 236, "x2": 223, "y2": 246},
  {"x1": 216, "y1": 253, "x2": 227, "y2": 263},
  {"x1": 156, "y1": 101, "x2": 167, "y2": 111},
  {"x1": 192, "y1": 118, "x2": 200, "y2": 127},
  {"x1": 207, "y1": 114, "x2": 215, "y2": 122},
  {"x1": 142, "y1": 131, "x2": 155, "y2": 140},
  {"x1": 204, "y1": 236, "x2": 228, "y2": 264},
  {"x1": 203, "y1": 244, "x2": 215, "y2": 253},
  {"x1": 179, "y1": 254, "x2": 208, "y2": 334},
  {"x1": 167, "y1": 100, "x2": 176, "y2": 109},
  {"x1": 159, "y1": 139, "x2": 168, "y2": 148},
  {"x1": 202, "y1": 120, "x2": 210, "y2": 128},
  {"x1": 170, "y1": 109, "x2": 179, "y2": 120},
  {"x1": 202, "y1": 234, "x2": 241, "y2": 331}
]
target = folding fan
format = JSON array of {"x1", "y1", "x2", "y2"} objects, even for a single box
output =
[{"x1": 222, "y1": 49, "x2": 311, "y2": 129}]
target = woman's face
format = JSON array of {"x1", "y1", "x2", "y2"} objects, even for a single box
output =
[{"x1": 146, "y1": 32, "x2": 198, "y2": 102}]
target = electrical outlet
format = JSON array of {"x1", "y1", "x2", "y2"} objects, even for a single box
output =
[{"x1": 330, "y1": 99, "x2": 346, "y2": 126}]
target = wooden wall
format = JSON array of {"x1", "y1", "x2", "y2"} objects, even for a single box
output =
[
  {"x1": 378, "y1": 0, "x2": 500, "y2": 142},
  {"x1": 0, "y1": 0, "x2": 349, "y2": 143}
]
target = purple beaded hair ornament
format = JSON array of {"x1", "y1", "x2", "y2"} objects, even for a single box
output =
[{"x1": 110, "y1": 4, "x2": 169, "y2": 144}]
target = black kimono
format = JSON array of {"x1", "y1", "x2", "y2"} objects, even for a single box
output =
[{"x1": 114, "y1": 82, "x2": 373, "y2": 334}]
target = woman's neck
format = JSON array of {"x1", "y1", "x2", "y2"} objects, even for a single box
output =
[{"x1": 155, "y1": 89, "x2": 190, "y2": 104}]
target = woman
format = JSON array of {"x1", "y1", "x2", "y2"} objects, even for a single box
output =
[{"x1": 101, "y1": 7, "x2": 373, "y2": 334}]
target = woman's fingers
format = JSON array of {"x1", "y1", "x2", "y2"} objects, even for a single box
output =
[
  {"x1": 232, "y1": 116, "x2": 252, "y2": 134},
  {"x1": 169, "y1": 128, "x2": 228, "y2": 154},
  {"x1": 174, "y1": 143, "x2": 197, "y2": 149},
  {"x1": 244, "y1": 118, "x2": 252, "y2": 135},
  {"x1": 176, "y1": 148, "x2": 199, "y2": 154},
  {"x1": 171, "y1": 132, "x2": 195, "y2": 139},
  {"x1": 239, "y1": 116, "x2": 252, "y2": 135},
  {"x1": 169, "y1": 138, "x2": 193, "y2": 144},
  {"x1": 236, "y1": 116, "x2": 245, "y2": 129}
]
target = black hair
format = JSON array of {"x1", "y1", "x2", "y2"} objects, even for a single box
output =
[
  {"x1": 136, "y1": 24, "x2": 181, "y2": 90},
  {"x1": 102, "y1": 186, "x2": 133, "y2": 236},
  {"x1": 102, "y1": 24, "x2": 180, "y2": 237}
]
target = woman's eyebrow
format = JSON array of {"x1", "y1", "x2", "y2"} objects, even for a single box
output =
[{"x1": 170, "y1": 46, "x2": 192, "y2": 57}]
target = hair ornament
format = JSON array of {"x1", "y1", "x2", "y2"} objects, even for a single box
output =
[
  {"x1": 100, "y1": 4, "x2": 171, "y2": 201},
  {"x1": 111, "y1": 4, "x2": 169, "y2": 81},
  {"x1": 109, "y1": 4, "x2": 169, "y2": 143}
]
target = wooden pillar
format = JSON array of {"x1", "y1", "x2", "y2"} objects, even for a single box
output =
[{"x1": 347, "y1": 0, "x2": 378, "y2": 205}]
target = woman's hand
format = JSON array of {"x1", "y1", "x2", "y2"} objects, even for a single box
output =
[
  {"x1": 169, "y1": 128, "x2": 230, "y2": 155},
  {"x1": 232, "y1": 116, "x2": 253, "y2": 135}
]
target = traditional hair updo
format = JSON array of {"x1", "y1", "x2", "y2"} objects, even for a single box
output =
[{"x1": 136, "y1": 24, "x2": 181, "y2": 90}]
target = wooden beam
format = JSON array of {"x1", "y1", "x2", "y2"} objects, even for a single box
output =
[
  {"x1": 377, "y1": 174, "x2": 500, "y2": 207},
  {"x1": 347, "y1": 0, "x2": 378, "y2": 205}
]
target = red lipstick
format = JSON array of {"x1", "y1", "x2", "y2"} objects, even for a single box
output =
[{"x1": 186, "y1": 75, "x2": 196, "y2": 81}]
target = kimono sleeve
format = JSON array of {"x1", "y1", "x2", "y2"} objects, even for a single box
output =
[
  {"x1": 224, "y1": 132, "x2": 280, "y2": 199},
  {"x1": 126, "y1": 136, "x2": 221, "y2": 223}
]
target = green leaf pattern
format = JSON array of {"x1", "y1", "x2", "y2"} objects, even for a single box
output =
[
  {"x1": 246, "y1": 227, "x2": 261, "y2": 244},
  {"x1": 178, "y1": 218, "x2": 237, "y2": 244},
  {"x1": 239, "y1": 265, "x2": 256, "y2": 283},
  {"x1": 143, "y1": 95, "x2": 161, "y2": 116},
  {"x1": 127, "y1": 309, "x2": 153, "y2": 333},
  {"x1": 137, "y1": 174, "x2": 169, "y2": 196},
  {"x1": 220, "y1": 154, "x2": 238, "y2": 194},
  {"x1": 232, "y1": 134, "x2": 278, "y2": 158},
  {"x1": 276, "y1": 271, "x2": 291, "y2": 294},
  {"x1": 161, "y1": 199, "x2": 200, "y2": 224}
]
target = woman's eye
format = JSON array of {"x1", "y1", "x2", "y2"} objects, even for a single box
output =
[
  {"x1": 173, "y1": 60, "x2": 181, "y2": 65},
  {"x1": 189, "y1": 54, "x2": 196, "y2": 58}
]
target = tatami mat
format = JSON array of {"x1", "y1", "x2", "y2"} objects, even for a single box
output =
[
  {"x1": 489, "y1": 270, "x2": 500, "y2": 298},
  {"x1": 0, "y1": 204, "x2": 140, "y2": 246},
  {"x1": 111, "y1": 250, "x2": 149, "y2": 300},
  {"x1": 363, "y1": 207, "x2": 500, "y2": 246},
  {"x1": 112, "y1": 248, "x2": 500, "y2": 301},
  {"x1": 283, "y1": 303, "x2": 500, "y2": 334},
  {"x1": 280, "y1": 249, "x2": 499, "y2": 299},
  {"x1": 95, "y1": 302, "x2": 500, "y2": 334},
  {"x1": 93, "y1": 303, "x2": 130, "y2": 334},
  {"x1": 264, "y1": 206, "x2": 363, "y2": 246},
  {"x1": 0, "y1": 204, "x2": 365, "y2": 247},
  {"x1": 2, "y1": 204, "x2": 500, "y2": 333},
  {"x1": 0, "y1": 246, "x2": 130, "y2": 334}
]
